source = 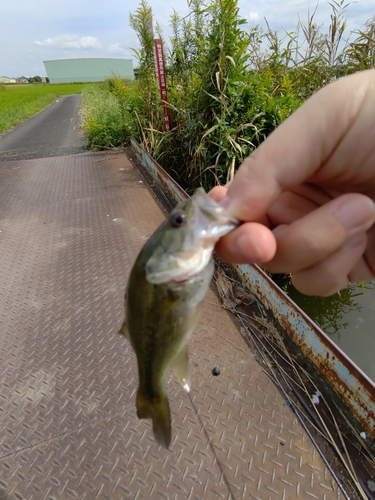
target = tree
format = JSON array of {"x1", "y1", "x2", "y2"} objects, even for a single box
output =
[{"x1": 29, "y1": 76, "x2": 43, "y2": 83}]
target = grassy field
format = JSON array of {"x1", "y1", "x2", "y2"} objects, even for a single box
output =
[{"x1": 0, "y1": 83, "x2": 87, "y2": 135}]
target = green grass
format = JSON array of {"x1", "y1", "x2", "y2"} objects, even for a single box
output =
[
  {"x1": 0, "y1": 83, "x2": 87, "y2": 134},
  {"x1": 80, "y1": 79, "x2": 144, "y2": 149}
]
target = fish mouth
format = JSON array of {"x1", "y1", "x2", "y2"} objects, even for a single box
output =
[
  {"x1": 171, "y1": 276, "x2": 190, "y2": 284},
  {"x1": 146, "y1": 248, "x2": 212, "y2": 285}
]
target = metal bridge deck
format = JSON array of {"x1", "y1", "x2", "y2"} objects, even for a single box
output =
[{"x1": 0, "y1": 151, "x2": 343, "y2": 499}]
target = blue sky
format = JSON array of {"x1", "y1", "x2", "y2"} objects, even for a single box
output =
[{"x1": 1, "y1": 0, "x2": 374, "y2": 77}]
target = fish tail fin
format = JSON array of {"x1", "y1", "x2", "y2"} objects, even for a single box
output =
[{"x1": 136, "y1": 389, "x2": 172, "y2": 449}]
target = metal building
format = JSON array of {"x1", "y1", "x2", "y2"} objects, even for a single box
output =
[{"x1": 43, "y1": 58, "x2": 134, "y2": 84}]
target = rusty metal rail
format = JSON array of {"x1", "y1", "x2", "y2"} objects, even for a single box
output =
[{"x1": 0, "y1": 151, "x2": 346, "y2": 499}]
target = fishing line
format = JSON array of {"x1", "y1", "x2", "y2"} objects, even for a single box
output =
[
  {"x1": 212, "y1": 273, "x2": 352, "y2": 500},
  {"x1": 186, "y1": 390, "x2": 237, "y2": 500}
]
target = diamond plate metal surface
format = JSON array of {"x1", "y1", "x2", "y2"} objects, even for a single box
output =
[{"x1": 0, "y1": 151, "x2": 343, "y2": 499}]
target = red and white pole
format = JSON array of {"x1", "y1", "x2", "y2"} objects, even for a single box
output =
[{"x1": 154, "y1": 39, "x2": 171, "y2": 132}]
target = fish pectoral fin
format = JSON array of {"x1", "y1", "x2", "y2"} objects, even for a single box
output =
[
  {"x1": 170, "y1": 346, "x2": 191, "y2": 393},
  {"x1": 136, "y1": 389, "x2": 171, "y2": 449},
  {"x1": 118, "y1": 320, "x2": 129, "y2": 339}
]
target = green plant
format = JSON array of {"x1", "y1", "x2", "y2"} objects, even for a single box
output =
[
  {"x1": 129, "y1": 0, "x2": 162, "y2": 128},
  {"x1": 347, "y1": 15, "x2": 375, "y2": 72},
  {"x1": 80, "y1": 79, "x2": 141, "y2": 149},
  {"x1": 81, "y1": 0, "x2": 375, "y2": 194}
]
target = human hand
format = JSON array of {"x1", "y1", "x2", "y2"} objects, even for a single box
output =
[{"x1": 210, "y1": 69, "x2": 375, "y2": 296}]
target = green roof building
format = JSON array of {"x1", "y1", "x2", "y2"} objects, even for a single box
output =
[{"x1": 43, "y1": 58, "x2": 134, "y2": 84}]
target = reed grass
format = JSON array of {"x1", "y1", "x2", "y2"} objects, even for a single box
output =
[{"x1": 80, "y1": 0, "x2": 375, "y2": 192}]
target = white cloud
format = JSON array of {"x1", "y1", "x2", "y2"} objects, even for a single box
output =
[
  {"x1": 34, "y1": 35, "x2": 102, "y2": 50},
  {"x1": 249, "y1": 12, "x2": 260, "y2": 22},
  {"x1": 1, "y1": 0, "x2": 374, "y2": 76},
  {"x1": 108, "y1": 43, "x2": 131, "y2": 57}
]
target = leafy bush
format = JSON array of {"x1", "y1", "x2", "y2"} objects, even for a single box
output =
[{"x1": 80, "y1": 78, "x2": 143, "y2": 149}]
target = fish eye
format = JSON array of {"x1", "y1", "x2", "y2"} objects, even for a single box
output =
[{"x1": 170, "y1": 212, "x2": 186, "y2": 228}]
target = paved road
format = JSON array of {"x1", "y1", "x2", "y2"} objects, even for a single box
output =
[{"x1": 0, "y1": 94, "x2": 87, "y2": 161}]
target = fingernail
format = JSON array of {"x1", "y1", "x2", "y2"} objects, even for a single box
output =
[
  {"x1": 237, "y1": 232, "x2": 263, "y2": 261},
  {"x1": 219, "y1": 195, "x2": 231, "y2": 210},
  {"x1": 335, "y1": 197, "x2": 375, "y2": 230}
]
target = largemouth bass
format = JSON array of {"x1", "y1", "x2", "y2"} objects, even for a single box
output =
[{"x1": 119, "y1": 188, "x2": 238, "y2": 448}]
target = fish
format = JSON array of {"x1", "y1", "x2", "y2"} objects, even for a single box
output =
[{"x1": 119, "y1": 187, "x2": 238, "y2": 448}]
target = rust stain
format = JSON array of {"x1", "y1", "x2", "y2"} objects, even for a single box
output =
[{"x1": 236, "y1": 264, "x2": 375, "y2": 438}]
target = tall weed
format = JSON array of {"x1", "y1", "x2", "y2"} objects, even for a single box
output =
[
  {"x1": 129, "y1": 0, "x2": 162, "y2": 130},
  {"x1": 82, "y1": 0, "x2": 375, "y2": 192},
  {"x1": 347, "y1": 16, "x2": 375, "y2": 72},
  {"x1": 80, "y1": 79, "x2": 142, "y2": 149}
]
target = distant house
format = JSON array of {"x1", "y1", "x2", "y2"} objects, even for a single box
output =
[
  {"x1": 0, "y1": 76, "x2": 16, "y2": 84},
  {"x1": 17, "y1": 76, "x2": 29, "y2": 83}
]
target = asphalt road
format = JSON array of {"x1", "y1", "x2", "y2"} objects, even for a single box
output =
[{"x1": 0, "y1": 94, "x2": 88, "y2": 161}]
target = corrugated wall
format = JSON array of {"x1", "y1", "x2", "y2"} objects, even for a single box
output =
[{"x1": 43, "y1": 58, "x2": 134, "y2": 83}]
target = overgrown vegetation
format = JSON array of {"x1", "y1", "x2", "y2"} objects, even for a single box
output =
[
  {"x1": 0, "y1": 83, "x2": 86, "y2": 134},
  {"x1": 80, "y1": 0, "x2": 375, "y2": 192},
  {"x1": 80, "y1": 78, "x2": 144, "y2": 149}
]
